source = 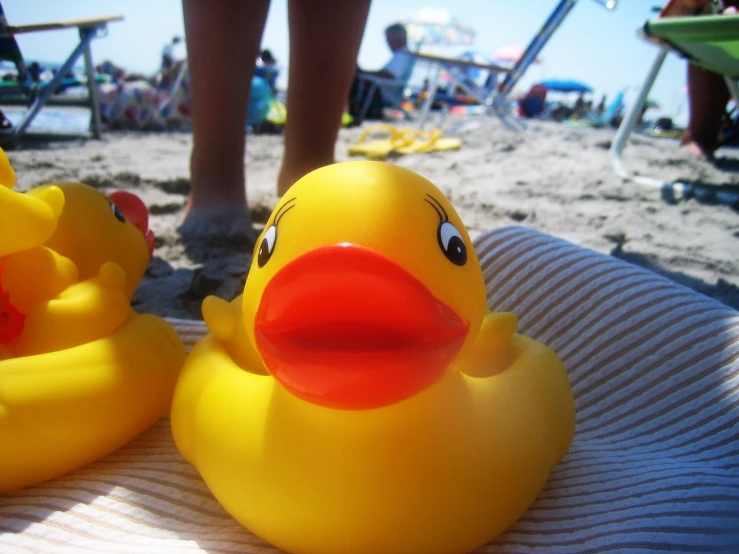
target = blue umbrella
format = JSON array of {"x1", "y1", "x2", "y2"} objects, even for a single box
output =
[{"x1": 537, "y1": 79, "x2": 593, "y2": 93}]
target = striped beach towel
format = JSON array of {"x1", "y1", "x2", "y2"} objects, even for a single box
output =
[{"x1": 1, "y1": 226, "x2": 737, "y2": 553}]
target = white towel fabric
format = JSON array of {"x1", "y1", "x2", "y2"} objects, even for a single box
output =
[{"x1": 1, "y1": 225, "x2": 737, "y2": 553}]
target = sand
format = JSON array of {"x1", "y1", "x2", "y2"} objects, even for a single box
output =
[{"x1": 6, "y1": 116, "x2": 739, "y2": 319}]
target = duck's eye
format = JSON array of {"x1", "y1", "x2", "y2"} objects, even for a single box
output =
[
  {"x1": 257, "y1": 225, "x2": 277, "y2": 267},
  {"x1": 110, "y1": 202, "x2": 126, "y2": 223},
  {"x1": 438, "y1": 221, "x2": 467, "y2": 266}
]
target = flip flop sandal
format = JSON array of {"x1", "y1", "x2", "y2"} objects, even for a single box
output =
[
  {"x1": 395, "y1": 129, "x2": 462, "y2": 154},
  {"x1": 347, "y1": 124, "x2": 415, "y2": 160}
]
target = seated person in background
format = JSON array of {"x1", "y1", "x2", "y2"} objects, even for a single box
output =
[
  {"x1": 659, "y1": 0, "x2": 739, "y2": 160},
  {"x1": 349, "y1": 23, "x2": 414, "y2": 119},
  {"x1": 571, "y1": 92, "x2": 587, "y2": 119}
]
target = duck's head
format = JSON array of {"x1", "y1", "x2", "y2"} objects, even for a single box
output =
[
  {"x1": 243, "y1": 161, "x2": 487, "y2": 410},
  {"x1": 26, "y1": 183, "x2": 155, "y2": 299}
]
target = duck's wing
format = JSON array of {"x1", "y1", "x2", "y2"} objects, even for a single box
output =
[
  {"x1": 202, "y1": 295, "x2": 267, "y2": 375},
  {"x1": 8, "y1": 262, "x2": 131, "y2": 357},
  {"x1": 1, "y1": 246, "x2": 79, "y2": 313},
  {"x1": 458, "y1": 311, "x2": 518, "y2": 377}
]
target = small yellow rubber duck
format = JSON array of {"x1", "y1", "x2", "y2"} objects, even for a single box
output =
[
  {"x1": 172, "y1": 161, "x2": 575, "y2": 554},
  {"x1": 0, "y1": 152, "x2": 184, "y2": 493}
]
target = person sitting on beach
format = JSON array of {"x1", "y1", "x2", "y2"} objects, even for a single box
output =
[
  {"x1": 571, "y1": 92, "x2": 588, "y2": 119},
  {"x1": 659, "y1": 0, "x2": 739, "y2": 160},
  {"x1": 348, "y1": 23, "x2": 414, "y2": 120},
  {"x1": 596, "y1": 94, "x2": 607, "y2": 116}
]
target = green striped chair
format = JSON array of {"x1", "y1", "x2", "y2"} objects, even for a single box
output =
[{"x1": 609, "y1": 10, "x2": 739, "y2": 205}]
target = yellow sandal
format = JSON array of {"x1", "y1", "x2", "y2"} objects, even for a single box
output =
[
  {"x1": 347, "y1": 125, "x2": 415, "y2": 160},
  {"x1": 396, "y1": 129, "x2": 462, "y2": 154}
]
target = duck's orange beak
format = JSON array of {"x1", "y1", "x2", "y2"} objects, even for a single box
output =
[
  {"x1": 108, "y1": 191, "x2": 155, "y2": 258},
  {"x1": 255, "y1": 244, "x2": 468, "y2": 410}
]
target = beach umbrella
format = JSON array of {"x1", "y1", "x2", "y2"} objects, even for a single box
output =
[
  {"x1": 402, "y1": 8, "x2": 476, "y2": 48},
  {"x1": 537, "y1": 79, "x2": 593, "y2": 93},
  {"x1": 491, "y1": 44, "x2": 541, "y2": 64}
]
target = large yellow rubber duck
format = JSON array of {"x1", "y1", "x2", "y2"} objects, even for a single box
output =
[
  {"x1": 0, "y1": 150, "x2": 184, "y2": 493},
  {"x1": 171, "y1": 161, "x2": 575, "y2": 554}
]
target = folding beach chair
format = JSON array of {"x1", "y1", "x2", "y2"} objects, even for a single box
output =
[
  {"x1": 0, "y1": 2, "x2": 122, "y2": 142},
  {"x1": 609, "y1": 9, "x2": 739, "y2": 203},
  {"x1": 413, "y1": 0, "x2": 618, "y2": 132},
  {"x1": 413, "y1": 52, "x2": 519, "y2": 130}
]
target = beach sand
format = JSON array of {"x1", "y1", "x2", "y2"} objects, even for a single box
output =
[{"x1": 7, "y1": 116, "x2": 739, "y2": 319}]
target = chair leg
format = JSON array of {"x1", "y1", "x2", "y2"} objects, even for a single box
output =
[
  {"x1": 609, "y1": 47, "x2": 669, "y2": 187},
  {"x1": 0, "y1": 28, "x2": 99, "y2": 143},
  {"x1": 417, "y1": 64, "x2": 441, "y2": 130},
  {"x1": 81, "y1": 27, "x2": 103, "y2": 139},
  {"x1": 446, "y1": 74, "x2": 526, "y2": 132},
  {"x1": 490, "y1": 98, "x2": 527, "y2": 132},
  {"x1": 724, "y1": 76, "x2": 739, "y2": 107},
  {"x1": 357, "y1": 82, "x2": 378, "y2": 124}
]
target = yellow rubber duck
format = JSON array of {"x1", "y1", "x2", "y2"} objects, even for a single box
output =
[
  {"x1": 171, "y1": 161, "x2": 575, "y2": 554},
  {"x1": 0, "y1": 160, "x2": 184, "y2": 492},
  {"x1": 0, "y1": 148, "x2": 64, "y2": 259}
]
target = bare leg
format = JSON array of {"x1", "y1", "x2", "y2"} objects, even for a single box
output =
[
  {"x1": 681, "y1": 61, "x2": 730, "y2": 160},
  {"x1": 677, "y1": 0, "x2": 738, "y2": 159},
  {"x1": 277, "y1": 0, "x2": 371, "y2": 195},
  {"x1": 180, "y1": 0, "x2": 270, "y2": 239}
]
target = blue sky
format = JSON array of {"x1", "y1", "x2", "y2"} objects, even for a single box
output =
[{"x1": 4, "y1": 0, "x2": 689, "y2": 122}]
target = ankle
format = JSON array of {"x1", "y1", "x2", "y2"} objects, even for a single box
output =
[
  {"x1": 681, "y1": 140, "x2": 713, "y2": 161},
  {"x1": 186, "y1": 174, "x2": 247, "y2": 213}
]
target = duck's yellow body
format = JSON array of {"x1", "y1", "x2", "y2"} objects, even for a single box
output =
[
  {"x1": 171, "y1": 161, "x2": 575, "y2": 553},
  {"x1": 0, "y1": 313, "x2": 184, "y2": 492},
  {"x1": 0, "y1": 152, "x2": 184, "y2": 492}
]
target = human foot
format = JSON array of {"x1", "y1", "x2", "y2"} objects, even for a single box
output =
[
  {"x1": 178, "y1": 205, "x2": 258, "y2": 246},
  {"x1": 681, "y1": 140, "x2": 714, "y2": 162}
]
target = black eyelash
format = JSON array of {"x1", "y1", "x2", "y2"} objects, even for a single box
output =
[
  {"x1": 424, "y1": 194, "x2": 448, "y2": 222},
  {"x1": 274, "y1": 197, "x2": 296, "y2": 225},
  {"x1": 275, "y1": 204, "x2": 295, "y2": 224}
]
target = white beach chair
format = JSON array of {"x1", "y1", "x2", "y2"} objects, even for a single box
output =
[{"x1": 413, "y1": 0, "x2": 619, "y2": 132}]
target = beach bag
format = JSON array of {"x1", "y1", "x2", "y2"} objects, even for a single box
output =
[{"x1": 247, "y1": 76, "x2": 273, "y2": 127}]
